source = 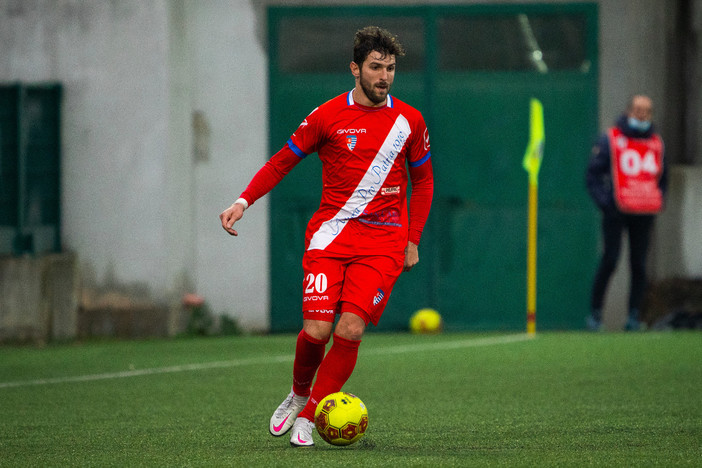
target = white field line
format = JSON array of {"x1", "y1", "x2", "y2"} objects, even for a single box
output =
[{"x1": 0, "y1": 333, "x2": 531, "y2": 389}]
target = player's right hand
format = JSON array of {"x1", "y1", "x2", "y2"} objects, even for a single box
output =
[{"x1": 219, "y1": 202, "x2": 246, "y2": 236}]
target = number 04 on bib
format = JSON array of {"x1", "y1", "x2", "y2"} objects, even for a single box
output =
[{"x1": 608, "y1": 127, "x2": 664, "y2": 214}]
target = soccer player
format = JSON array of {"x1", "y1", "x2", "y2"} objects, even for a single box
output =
[{"x1": 219, "y1": 26, "x2": 434, "y2": 446}]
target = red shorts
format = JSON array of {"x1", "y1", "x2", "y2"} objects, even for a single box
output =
[{"x1": 301, "y1": 250, "x2": 404, "y2": 326}]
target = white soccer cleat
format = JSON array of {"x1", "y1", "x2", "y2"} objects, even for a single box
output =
[
  {"x1": 289, "y1": 417, "x2": 315, "y2": 447},
  {"x1": 269, "y1": 390, "x2": 308, "y2": 437}
]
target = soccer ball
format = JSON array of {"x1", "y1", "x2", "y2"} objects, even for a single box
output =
[
  {"x1": 314, "y1": 392, "x2": 368, "y2": 446},
  {"x1": 409, "y1": 308, "x2": 443, "y2": 334}
]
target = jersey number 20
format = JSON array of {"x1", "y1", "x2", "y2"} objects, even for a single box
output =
[{"x1": 305, "y1": 273, "x2": 328, "y2": 294}]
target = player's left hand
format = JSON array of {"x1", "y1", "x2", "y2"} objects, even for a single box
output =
[{"x1": 403, "y1": 242, "x2": 419, "y2": 271}]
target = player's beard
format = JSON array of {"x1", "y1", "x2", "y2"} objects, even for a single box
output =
[{"x1": 359, "y1": 71, "x2": 390, "y2": 105}]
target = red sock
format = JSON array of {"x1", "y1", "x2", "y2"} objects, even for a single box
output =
[
  {"x1": 292, "y1": 330, "x2": 328, "y2": 397},
  {"x1": 298, "y1": 333, "x2": 361, "y2": 421}
]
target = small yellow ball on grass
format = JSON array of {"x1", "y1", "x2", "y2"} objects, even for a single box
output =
[{"x1": 409, "y1": 308, "x2": 443, "y2": 334}]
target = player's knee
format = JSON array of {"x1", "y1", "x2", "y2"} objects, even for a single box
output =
[
  {"x1": 303, "y1": 319, "x2": 333, "y2": 341},
  {"x1": 335, "y1": 323, "x2": 364, "y2": 341},
  {"x1": 335, "y1": 327, "x2": 364, "y2": 342},
  {"x1": 335, "y1": 308, "x2": 367, "y2": 340}
]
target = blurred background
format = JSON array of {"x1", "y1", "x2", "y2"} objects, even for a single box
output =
[{"x1": 1, "y1": 0, "x2": 700, "y2": 342}]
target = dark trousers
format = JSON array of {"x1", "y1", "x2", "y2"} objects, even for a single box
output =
[{"x1": 590, "y1": 212, "x2": 655, "y2": 318}]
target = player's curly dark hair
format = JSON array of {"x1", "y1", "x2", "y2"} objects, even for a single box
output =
[{"x1": 353, "y1": 26, "x2": 405, "y2": 66}]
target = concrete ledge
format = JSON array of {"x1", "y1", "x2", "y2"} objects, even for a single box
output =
[
  {"x1": 0, "y1": 253, "x2": 192, "y2": 343},
  {"x1": 78, "y1": 289, "x2": 191, "y2": 339},
  {"x1": 0, "y1": 253, "x2": 79, "y2": 344},
  {"x1": 77, "y1": 304, "x2": 171, "y2": 339}
]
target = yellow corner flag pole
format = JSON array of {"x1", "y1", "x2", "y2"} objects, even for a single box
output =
[{"x1": 523, "y1": 98, "x2": 544, "y2": 337}]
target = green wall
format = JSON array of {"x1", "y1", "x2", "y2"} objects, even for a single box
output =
[{"x1": 268, "y1": 4, "x2": 599, "y2": 332}]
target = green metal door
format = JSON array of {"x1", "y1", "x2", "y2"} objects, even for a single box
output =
[{"x1": 268, "y1": 4, "x2": 599, "y2": 332}]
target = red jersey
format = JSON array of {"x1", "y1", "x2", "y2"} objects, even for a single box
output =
[
  {"x1": 241, "y1": 91, "x2": 433, "y2": 256},
  {"x1": 608, "y1": 127, "x2": 664, "y2": 214}
]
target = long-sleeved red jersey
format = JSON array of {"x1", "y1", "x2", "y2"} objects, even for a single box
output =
[{"x1": 241, "y1": 90, "x2": 433, "y2": 256}]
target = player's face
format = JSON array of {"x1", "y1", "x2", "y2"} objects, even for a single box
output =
[{"x1": 358, "y1": 51, "x2": 396, "y2": 105}]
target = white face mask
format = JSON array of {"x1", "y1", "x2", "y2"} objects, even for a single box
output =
[{"x1": 628, "y1": 117, "x2": 651, "y2": 132}]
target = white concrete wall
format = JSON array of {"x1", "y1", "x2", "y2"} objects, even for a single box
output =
[
  {"x1": 0, "y1": 1, "x2": 174, "y2": 293},
  {"x1": 598, "y1": 0, "x2": 669, "y2": 133},
  {"x1": 173, "y1": 1, "x2": 270, "y2": 331},
  {"x1": 0, "y1": 0, "x2": 270, "y2": 331},
  {"x1": 1, "y1": 0, "x2": 699, "y2": 333}
]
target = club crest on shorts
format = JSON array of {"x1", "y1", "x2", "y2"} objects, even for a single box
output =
[
  {"x1": 372, "y1": 288, "x2": 385, "y2": 306},
  {"x1": 346, "y1": 135, "x2": 357, "y2": 151}
]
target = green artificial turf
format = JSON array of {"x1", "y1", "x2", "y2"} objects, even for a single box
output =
[{"x1": 1, "y1": 331, "x2": 700, "y2": 466}]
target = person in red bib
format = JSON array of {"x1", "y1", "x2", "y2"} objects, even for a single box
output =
[
  {"x1": 219, "y1": 26, "x2": 433, "y2": 447},
  {"x1": 585, "y1": 95, "x2": 667, "y2": 331}
]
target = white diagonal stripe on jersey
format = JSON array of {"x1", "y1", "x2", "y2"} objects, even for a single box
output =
[{"x1": 308, "y1": 114, "x2": 411, "y2": 251}]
